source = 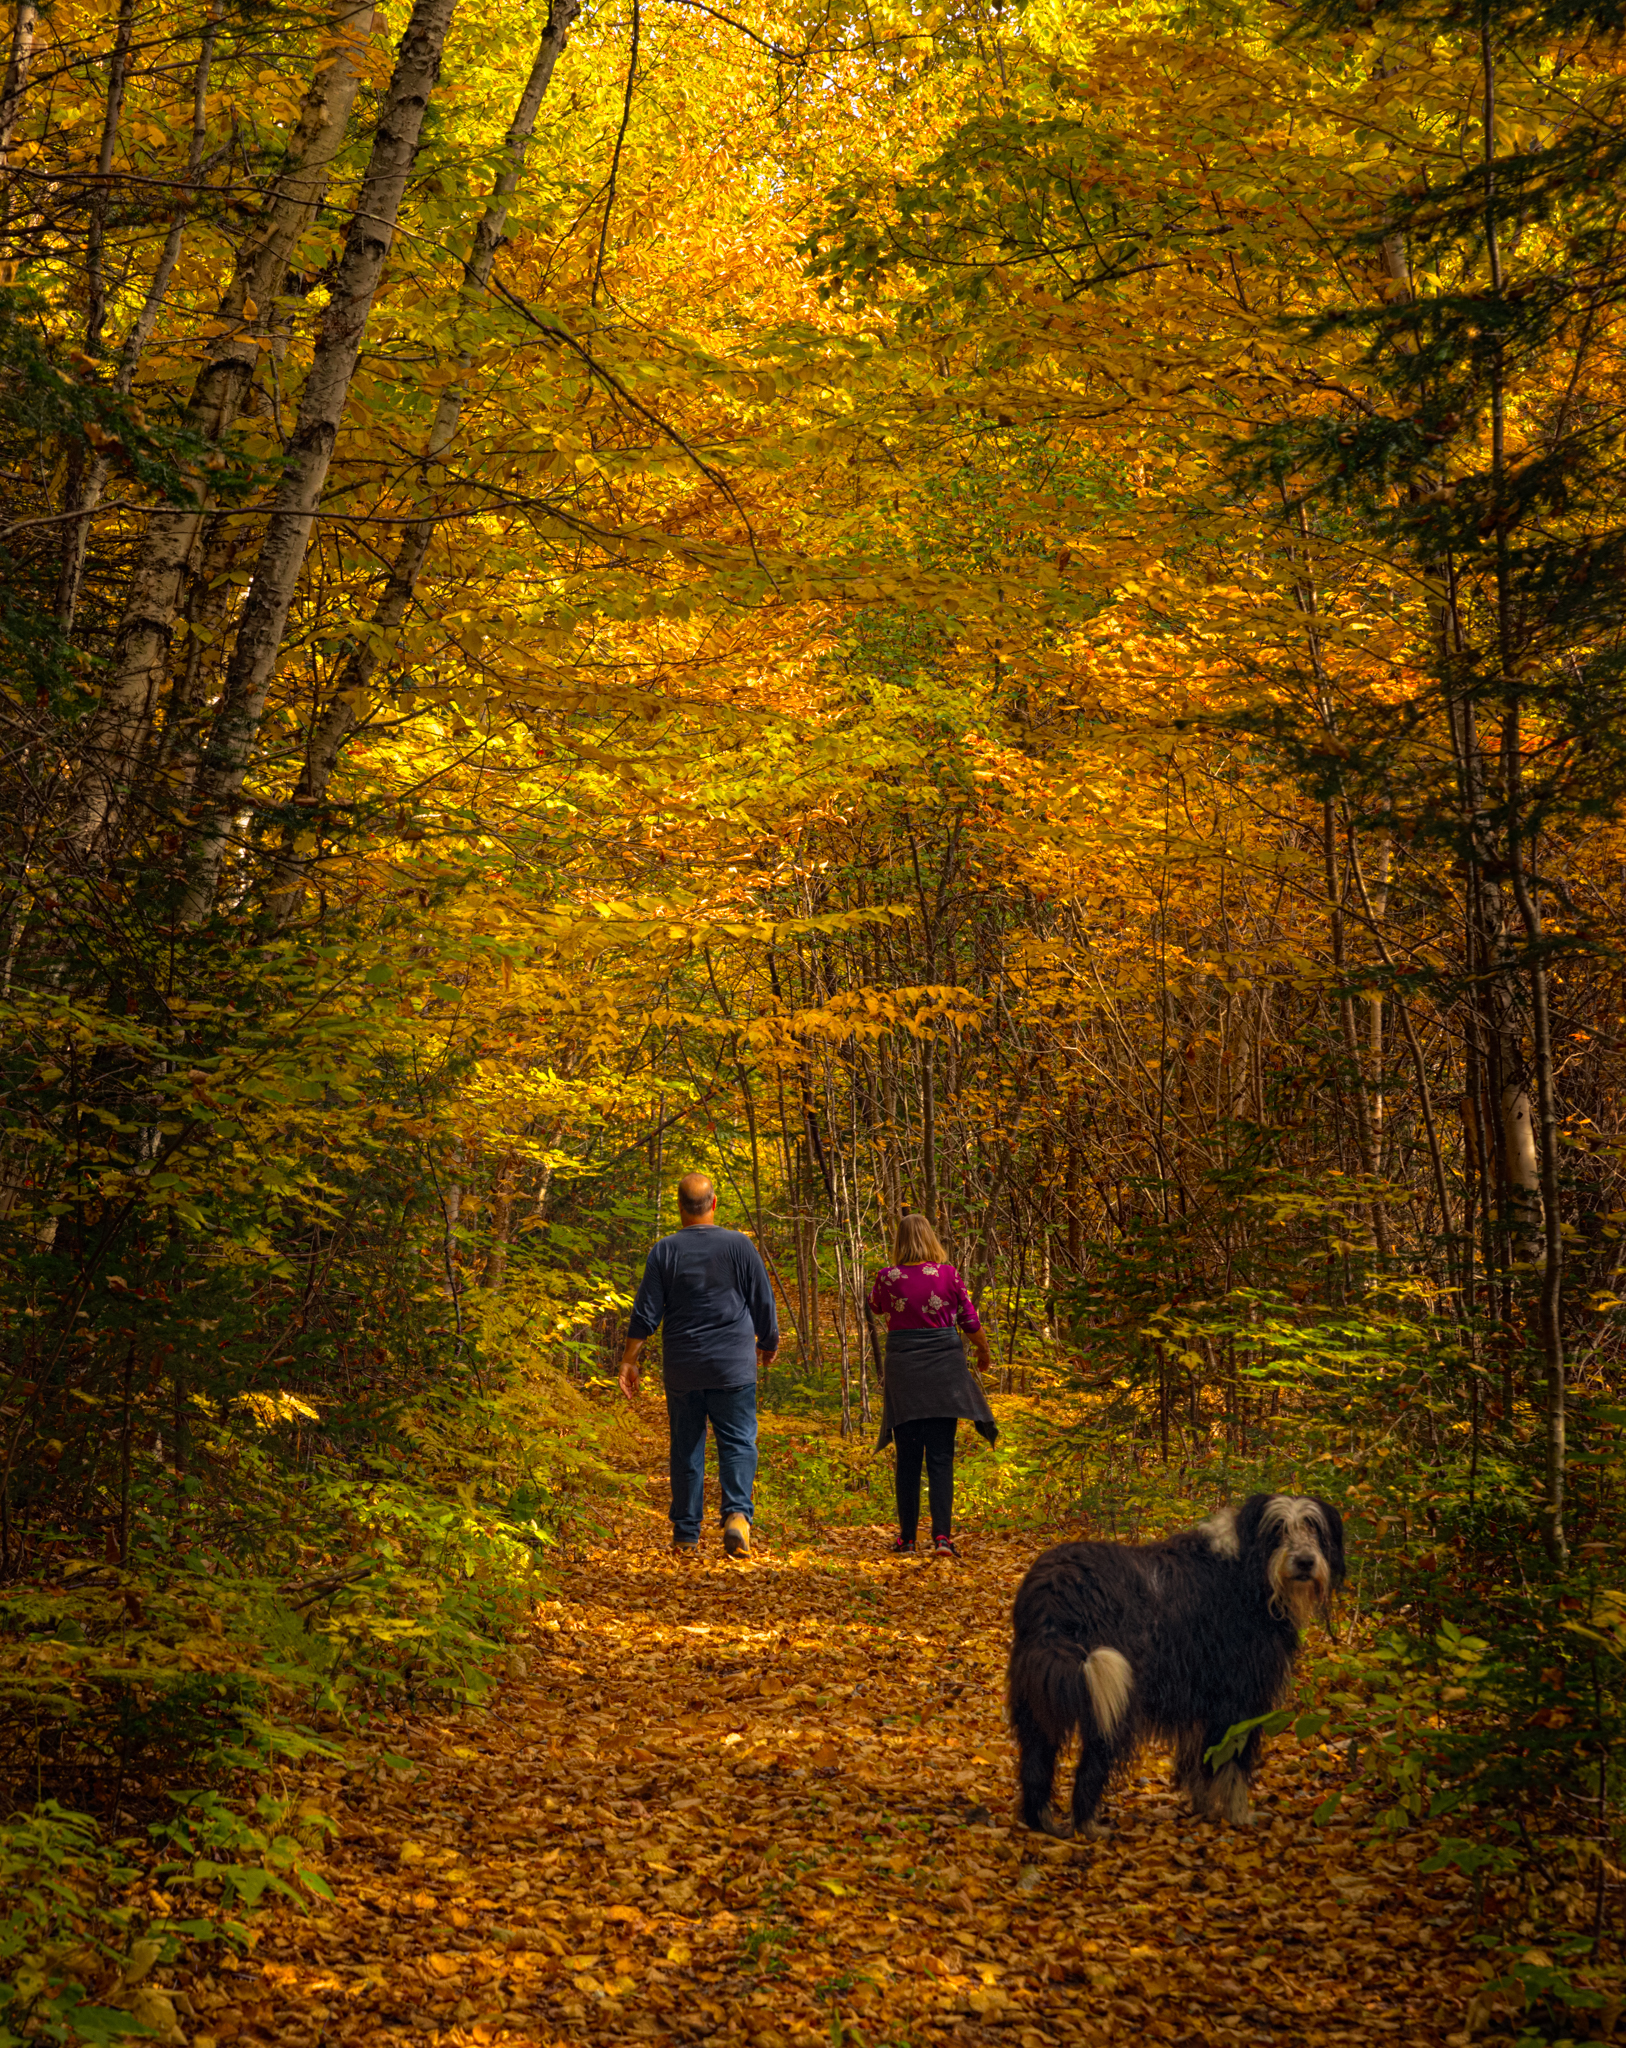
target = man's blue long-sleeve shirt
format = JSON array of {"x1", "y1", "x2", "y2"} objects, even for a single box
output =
[{"x1": 627, "y1": 1227, "x2": 778, "y2": 1393}]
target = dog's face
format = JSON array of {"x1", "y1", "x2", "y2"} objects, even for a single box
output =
[{"x1": 1239, "y1": 1494, "x2": 1345, "y2": 1628}]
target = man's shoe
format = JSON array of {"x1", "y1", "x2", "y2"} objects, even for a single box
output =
[
  {"x1": 722, "y1": 1513, "x2": 752, "y2": 1559},
  {"x1": 672, "y1": 1536, "x2": 700, "y2": 1556}
]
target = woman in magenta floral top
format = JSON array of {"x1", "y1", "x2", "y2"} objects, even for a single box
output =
[
  {"x1": 869, "y1": 1255, "x2": 984, "y2": 1335},
  {"x1": 868, "y1": 1213, "x2": 997, "y2": 1557}
]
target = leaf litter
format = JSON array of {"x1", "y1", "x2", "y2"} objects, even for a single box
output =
[{"x1": 173, "y1": 1443, "x2": 1487, "y2": 2048}]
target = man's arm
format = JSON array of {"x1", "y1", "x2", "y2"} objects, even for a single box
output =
[
  {"x1": 743, "y1": 1239, "x2": 779, "y2": 1365},
  {"x1": 621, "y1": 1248, "x2": 665, "y2": 1400}
]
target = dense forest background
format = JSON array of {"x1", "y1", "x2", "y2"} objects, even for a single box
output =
[{"x1": 2, "y1": 0, "x2": 1625, "y2": 2033}]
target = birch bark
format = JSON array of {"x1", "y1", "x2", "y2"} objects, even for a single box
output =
[
  {"x1": 55, "y1": 7, "x2": 222, "y2": 636},
  {"x1": 179, "y1": 0, "x2": 461, "y2": 925},
  {"x1": 0, "y1": 0, "x2": 37, "y2": 294},
  {"x1": 0, "y1": 0, "x2": 37, "y2": 173},
  {"x1": 74, "y1": 0, "x2": 375, "y2": 850},
  {"x1": 264, "y1": 0, "x2": 579, "y2": 924},
  {"x1": 51, "y1": 0, "x2": 136, "y2": 630}
]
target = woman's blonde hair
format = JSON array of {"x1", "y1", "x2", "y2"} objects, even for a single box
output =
[{"x1": 893, "y1": 1212, "x2": 946, "y2": 1264}]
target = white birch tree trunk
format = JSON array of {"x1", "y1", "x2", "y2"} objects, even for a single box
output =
[
  {"x1": 265, "y1": 0, "x2": 579, "y2": 925},
  {"x1": 55, "y1": 8, "x2": 223, "y2": 636},
  {"x1": 178, "y1": 0, "x2": 461, "y2": 925},
  {"x1": 72, "y1": 0, "x2": 376, "y2": 852},
  {"x1": 0, "y1": 0, "x2": 38, "y2": 172}
]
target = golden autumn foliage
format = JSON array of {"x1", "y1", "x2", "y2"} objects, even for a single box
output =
[{"x1": 3, "y1": 0, "x2": 1626, "y2": 2034}]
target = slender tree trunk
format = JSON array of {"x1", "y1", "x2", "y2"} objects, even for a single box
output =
[
  {"x1": 833, "y1": 1235, "x2": 852, "y2": 1437},
  {"x1": 652, "y1": 1093, "x2": 665, "y2": 1234},
  {"x1": 805, "y1": 1146, "x2": 821, "y2": 1368},
  {"x1": 972, "y1": 1140, "x2": 1013, "y2": 1315},
  {"x1": 1004, "y1": 1222, "x2": 1025, "y2": 1394},
  {"x1": 56, "y1": 7, "x2": 222, "y2": 636},
  {"x1": 1323, "y1": 797, "x2": 1389, "y2": 1257},
  {"x1": 480, "y1": 1149, "x2": 518, "y2": 1289},
  {"x1": 1500, "y1": 1070, "x2": 1542, "y2": 1263},
  {"x1": 0, "y1": 0, "x2": 32, "y2": 300},
  {"x1": 1481, "y1": 10, "x2": 1564, "y2": 1561},
  {"x1": 0, "y1": 0, "x2": 38, "y2": 172},
  {"x1": 1345, "y1": 820, "x2": 1458, "y2": 1301},
  {"x1": 835, "y1": 1065, "x2": 871, "y2": 1428},
  {"x1": 1366, "y1": 805, "x2": 1391, "y2": 1170},
  {"x1": 179, "y1": 0, "x2": 460, "y2": 924},
  {"x1": 53, "y1": 0, "x2": 136, "y2": 630},
  {"x1": 879, "y1": 1040, "x2": 902, "y2": 1224},
  {"x1": 154, "y1": 509, "x2": 249, "y2": 802},
  {"x1": 1450, "y1": 682, "x2": 1535, "y2": 1280},
  {"x1": 1290, "y1": 503, "x2": 1387, "y2": 1258},
  {"x1": 80, "y1": 0, "x2": 137, "y2": 357},
  {"x1": 439, "y1": 1142, "x2": 464, "y2": 1338},
  {"x1": 73, "y1": 0, "x2": 376, "y2": 853},
  {"x1": 265, "y1": 0, "x2": 580, "y2": 923},
  {"x1": 775, "y1": 1066, "x2": 813, "y2": 1367},
  {"x1": 737, "y1": 1048, "x2": 765, "y2": 1243},
  {"x1": 920, "y1": 1036, "x2": 938, "y2": 1227},
  {"x1": 1510, "y1": 839, "x2": 1565, "y2": 1559}
]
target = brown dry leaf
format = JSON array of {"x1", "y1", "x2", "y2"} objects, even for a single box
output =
[{"x1": 171, "y1": 1441, "x2": 1487, "y2": 2047}]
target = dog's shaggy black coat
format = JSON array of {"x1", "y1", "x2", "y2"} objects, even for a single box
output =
[{"x1": 1007, "y1": 1493, "x2": 1346, "y2": 1836}]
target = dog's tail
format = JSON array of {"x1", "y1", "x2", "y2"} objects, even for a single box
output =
[
  {"x1": 1081, "y1": 1647, "x2": 1133, "y2": 1738},
  {"x1": 1009, "y1": 1637, "x2": 1134, "y2": 1745}
]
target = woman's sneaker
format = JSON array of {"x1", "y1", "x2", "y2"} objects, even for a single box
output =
[
  {"x1": 891, "y1": 1534, "x2": 917, "y2": 1554},
  {"x1": 933, "y1": 1534, "x2": 960, "y2": 1559}
]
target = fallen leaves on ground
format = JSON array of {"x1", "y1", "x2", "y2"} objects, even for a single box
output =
[{"x1": 171, "y1": 1500, "x2": 1487, "y2": 2048}]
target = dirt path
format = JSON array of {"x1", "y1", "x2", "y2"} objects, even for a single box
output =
[{"x1": 179, "y1": 1522, "x2": 1484, "y2": 2048}]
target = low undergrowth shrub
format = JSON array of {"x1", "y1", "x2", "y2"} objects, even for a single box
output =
[{"x1": 1, "y1": 1348, "x2": 626, "y2": 2044}]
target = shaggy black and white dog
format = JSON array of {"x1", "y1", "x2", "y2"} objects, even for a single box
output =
[{"x1": 1007, "y1": 1494, "x2": 1345, "y2": 1837}]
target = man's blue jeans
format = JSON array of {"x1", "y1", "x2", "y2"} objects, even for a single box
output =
[{"x1": 666, "y1": 1383, "x2": 757, "y2": 1542}]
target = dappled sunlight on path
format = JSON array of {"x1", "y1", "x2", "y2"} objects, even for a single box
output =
[{"x1": 181, "y1": 1510, "x2": 1482, "y2": 2048}]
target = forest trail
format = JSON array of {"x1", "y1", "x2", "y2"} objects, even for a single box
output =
[{"x1": 177, "y1": 1500, "x2": 1486, "y2": 2048}]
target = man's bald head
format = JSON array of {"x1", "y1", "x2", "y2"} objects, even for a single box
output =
[{"x1": 678, "y1": 1172, "x2": 717, "y2": 1220}]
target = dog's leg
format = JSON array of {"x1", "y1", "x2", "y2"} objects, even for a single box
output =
[
  {"x1": 1173, "y1": 1724, "x2": 1215, "y2": 1818},
  {"x1": 1068, "y1": 1735, "x2": 1114, "y2": 1839},
  {"x1": 1182, "y1": 1725, "x2": 1255, "y2": 1826},
  {"x1": 1011, "y1": 1699, "x2": 1066, "y2": 1836},
  {"x1": 1211, "y1": 1759, "x2": 1254, "y2": 1825},
  {"x1": 1222, "y1": 1727, "x2": 1265, "y2": 1825}
]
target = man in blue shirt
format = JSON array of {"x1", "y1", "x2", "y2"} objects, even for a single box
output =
[{"x1": 619, "y1": 1171, "x2": 779, "y2": 1558}]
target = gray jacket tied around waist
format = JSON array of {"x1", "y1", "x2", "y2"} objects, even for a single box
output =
[{"x1": 875, "y1": 1326, "x2": 999, "y2": 1452}]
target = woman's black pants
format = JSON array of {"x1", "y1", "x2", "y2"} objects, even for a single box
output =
[{"x1": 894, "y1": 1416, "x2": 957, "y2": 1542}]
